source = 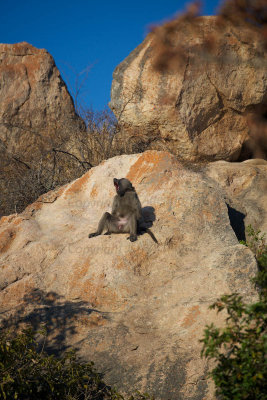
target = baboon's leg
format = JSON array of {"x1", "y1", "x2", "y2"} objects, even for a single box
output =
[
  {"x1": 89, "y1": 212, "x2": 111, "y2": 238},
  {"x1": 127, "y1": 215, "x2": 137, "y2": 242}
]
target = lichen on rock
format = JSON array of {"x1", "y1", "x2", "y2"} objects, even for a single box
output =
[{"x1": 0, "y1": 151, "x2": 264, "y2": 399}]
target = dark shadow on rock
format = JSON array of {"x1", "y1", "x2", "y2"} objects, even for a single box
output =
[
  {"x1": 0, "y1": 288, "x2": 109, "y2": 354},
  {"x1": 138, "y1": 206, "x2": 158, "y2": 242},
  {"x1": 140, "y1": 206, "x2": 156, "y2": 229},
  {"x1": 227, "y1": 204, "x2": 246, "y2": 242}
]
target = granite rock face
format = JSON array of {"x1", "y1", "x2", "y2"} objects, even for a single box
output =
[
  {"x1": 0, "y1": 151, "x2": 263, "y2": 399},
  {"x1": 110, "y1": 16, "x2": 267, "y2": 161},
  {"x1": 206, "y1": 158, "x2": 267, "y2": 236},
  {"x1": 0, "y1": 42, "x2": 84, "y2": 161},
  {"x1": 0, "y1": 42, "x2": 86, "y2": 217}
]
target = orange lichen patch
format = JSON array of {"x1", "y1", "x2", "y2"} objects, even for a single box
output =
[
  {"x1": 69, "y1": 272, "x2": 120, "y2": 309},
  {"x1": 114, "y1": 259, "x2": 125, "y2": 270},
  {"x1": 0, "y1": 228, "x2": 16, "y2": 253},
  {"x1": 0, "y1": 277, "x2": 35, "y2": 308},
  {"x1": 181, "y1": 306, "x2": 201, "y2": 328},
  {"x1": 24, "y1": 55, "x2": 44, "y2": 84},
  {"x1": 90, "y1": 185, "x2": 98, "y2": 198},
  {"x1": 0, "y1": 214, "x2": 16, "y2": 226},
  {"x1": 33, "y1": 202, "x2": 43, "y2": 211},
  {"x1": 69, "y1": 262, "x2": 90, "y2": 285},
  {"x1": 1, "y1": 63, "x2": 26, "y2": 82},
  {"x1": 24, "y1": 200, "x2": 43, "y2": 214},
  {"x1": 36, "y1": 185, "x2": 66, "y2": 203},
  {"x1": 82, "y1": 280, "x2": 119, "y2": 308},
  {"x1": 127, "y1": 151, "x2": 176, "y2": 183},
  {"x1": 0, "y1": 265, "x2": 8, "y2": 269},
  {"x1": 13, "y1": 217, "x2": 23, "y2": 226},
  {"x1": 64, "y1": 170, "x2": 93, "y2": 197},
  {"x1": 73, "y1": 312, "x2": 107, "y2": 328},
  {"x1": 11, "y1": 42, "x2": 37, "y2": 55},
  {"x1": 115, "y1": 248, "x2": 149, "y2": 274},
  {"x1": 202, "y1": 210, "x2": 214, "y2": 222}
]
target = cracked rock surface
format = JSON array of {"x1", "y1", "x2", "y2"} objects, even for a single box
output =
[
  {"x1": 0, "y1": 151, "x2": 263, "y2": 399},
  {"x1": 110, "y1": 16, "x2": 267, "y2": 162}
]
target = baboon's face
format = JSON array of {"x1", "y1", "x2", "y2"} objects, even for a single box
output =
[{"x1": 113, "y1": 178, "x2": 133, "y2": 196}]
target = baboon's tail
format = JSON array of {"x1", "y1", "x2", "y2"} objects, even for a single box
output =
[{"x1": 145, "y1": 228, "x2": 158, "y2": 244}]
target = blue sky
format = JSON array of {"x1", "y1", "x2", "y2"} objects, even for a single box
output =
[{"x1": 1, "y1": 1, "x2": 222, "y2": 111}]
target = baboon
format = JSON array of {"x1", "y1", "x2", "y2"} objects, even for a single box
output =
[{"x1": 88, "y1": 178, "x2": 158, "y2": 243}]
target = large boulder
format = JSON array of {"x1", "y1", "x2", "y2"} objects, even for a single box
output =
[
  {"x1": 0, "y1": 42, "x2": 84, "y2": 161},
  {"x1": 0, "y1": 151, "x2": 263, "y2": 399},
  {"x1": 110, "y1": 16, "x2": 267, "y2": 161},
  {"x1": 0, "y1": 42, "x2": 86, "y2": 217}
]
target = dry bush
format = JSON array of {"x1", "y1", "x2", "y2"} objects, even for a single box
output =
[
  {"x1": 78, "y1": 107, "x2": 120, "y2": 164},
  {"x1": 0, "y1": 108, "x2": 127, "y2": 217},
  {"x1": 0, "y1": 141, "x2": 87, "y2": 217}
]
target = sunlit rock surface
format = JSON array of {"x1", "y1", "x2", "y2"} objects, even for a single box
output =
[{"x1": 1, "y1": 151, "x2": 263, "y2": 399}]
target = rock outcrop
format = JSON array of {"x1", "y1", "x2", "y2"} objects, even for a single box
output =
[
  {"x1": 0, "y1": 151, "x2": 264, "y2": 399},
  {"x1": 0, "y1": 42, "x2": 84, "y2": 161},
  {"x1": 206, "y1": 158, "x2": 267, "y2": 235},
  {"x1": 0, "y1": 42, "x2": 86, "y2": 217},
  {"x1": 110, "y1": 16, "x2": 267, "y2": 162}
]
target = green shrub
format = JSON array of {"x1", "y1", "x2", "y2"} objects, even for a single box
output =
[
  {"x1": 201, "y1": 226, "x2": 267, "y2": 400},
  {"x1": 0, "y1": 328, "x2": 151, "y2": 400}
]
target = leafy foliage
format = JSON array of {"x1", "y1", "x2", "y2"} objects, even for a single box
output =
[
  {"x1": 0, "y1": 328, "x2": 151, "y2": 400},
  {"x1": 201, "y1": 226, "x2": 267, "y2": 400}
]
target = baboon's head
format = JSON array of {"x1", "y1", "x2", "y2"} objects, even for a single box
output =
[{"x1": 113, "y1": 178, "x2": 134, "y2": 196}]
